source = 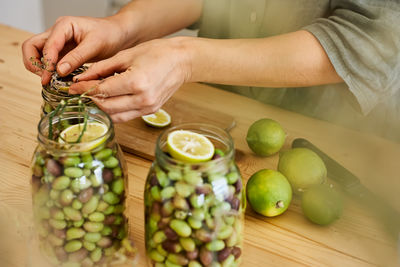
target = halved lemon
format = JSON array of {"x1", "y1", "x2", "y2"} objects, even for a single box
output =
[
  {"x1": 167, "y1": 130, "x2": 215, "y2": 163},
  {"x1": 59, "y1": 121, "x2": 108, "y2": 150},
  {"x1": 142, "y1": 109, "x2": 171, "y2": 128}
]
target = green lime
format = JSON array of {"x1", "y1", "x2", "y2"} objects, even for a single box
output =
[
  {"x1": 278, "y1": 148, "x2": 327, "y2": 194},
  {"x1": 301, "y1": 184, "x2": 343, "y2": 225},
  {"x1": 246, "y1": 118, "x2": 286, "y2": 157},
  {"x1": 246, "y1": 169, "x2": 292, "y2": 217}
]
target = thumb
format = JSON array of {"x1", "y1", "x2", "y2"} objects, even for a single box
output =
[{"x1": 57, "y1": 39, "x2": 100, "y2": 76}]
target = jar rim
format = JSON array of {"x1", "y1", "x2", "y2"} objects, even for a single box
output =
[
  {"x1": 37, "y1": 105, "x2": 113, "y2": 152},
  {"x1": 42, "y1": 85, "x2": 92, "y2": 104},
  {"x1": 42, "y1": 66, "x2": 90, "y2": 103},
  {"x1": 42, "y1": 84, "x2": 74, "y2": 99},
  {"x1": 155, "y1": 123, "x2": 235, "y2": 167}
]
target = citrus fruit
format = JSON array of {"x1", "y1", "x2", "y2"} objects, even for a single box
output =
[
  {"x1": 142, "y1": 109, "x2": 171, "y2": 127},
  {"x1": 301, "y1": 184, "x2": 343, "y2": 225},
  {"x1": 278, "y1": 148, "x2": 327, "y2": 194},
  {"x1": 167, "y1": 130, "x2": 215, "y2": 163},
  {"x1": 246, "y1": 169, "x2": 292, "y2": 217},
  {"x1": 246, "y1": 118, "x2": 286, "y2": 157},
  {"x1": 59, "y1": 121, "x2": 108, "y2": 150}
]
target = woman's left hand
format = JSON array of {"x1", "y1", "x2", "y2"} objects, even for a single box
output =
[{"x1": 69, "y1": 37, "x2": 192, "y2": 123}]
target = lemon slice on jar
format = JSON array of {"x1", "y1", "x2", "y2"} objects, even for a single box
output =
[
  {"x1": 167, "y1": 130, "x2": 215, "y2": 163},
  {"x1": 142, "y1": 109, "x2": 171, "y2": 128},
  {"x1": 59, "y1": 121, "x2": 108, "y2": 150}
]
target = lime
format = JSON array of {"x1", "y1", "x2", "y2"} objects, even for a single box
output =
[
  {"x1": 278, "y1": 148, "x2": 327, "y2": 194},
  {"x1": 246, "y1": 169, "x2": 292, "y2": 217},
  {"x1": 167, "y1": 130, "x2": 215, "y2": 163},
  {"x1": 246, "y1": 118, "x2": 286, "y2": 157},
  {"x1": 301, "y1": 184, "x2": 343, "y2": 225},
  {"x1": 59, "y1": 121, "x2": 108, "y2": 150},
  {"x1": 142, "y1": 109, "x2": 171, "y2": 128}
]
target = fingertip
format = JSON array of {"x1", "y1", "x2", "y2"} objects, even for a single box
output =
[
  {"x1": 57, "y1": 62, "x2": 71, "y2": 76},
  {"x1": 72, "y1": 67, "x2": 95, "y2": 82},
  {"x1": 72, "y1": 74, "x2": 81, "y2": 82},
  {"x1": 72, "y1": 72, "x2": 89, "y2": 82},
  {"x1": 69, "y1": 80, "x2": 100, "y2": 95},
  {"x1": 110, "y1": 110, "x2": 140, "y2": 123},
  {"x1": 110, "y1": 114, "x2": 123, "y2": 124},
  {"x1": 68, "y1": 83, "x2": 80, "y2": 94},
  {"x1": 41, "y1": 71, "x2": 52, "y2": 85}
]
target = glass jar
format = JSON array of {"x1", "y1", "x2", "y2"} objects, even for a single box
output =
[
  {"x1": 31, "y1": 106, "x2": 137, "y2": 266},
  {"x1": 41, "y1": 66, "x2": 93, "y2": 116},
  {"x1": 144, "y1": 123, "x2": 245, "y2": 267}
]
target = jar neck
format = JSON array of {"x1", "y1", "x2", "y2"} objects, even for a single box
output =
[
  {"x1": 38, "y1": 106, "x2": 114, "y2": 154},
  {"x1": 155, "y1": 123, "x2": 235, "y2": 172},
  {"x1": 42, "y1": 85, "x2": 91, "y2": 106},
  {"x1": 42, "y1": 65, "x2": 89, "y2": 106}
]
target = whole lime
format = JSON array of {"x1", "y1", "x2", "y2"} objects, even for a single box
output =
[
  {"x1": 246, "y1": 169, "x2": 292, "y2": 217},
  {"x1": 246, "y1": 119, "x2": 286, "y2": 157},
  {"x1": 278, "y1": 148, "x2": 327, "y2": 194},
  {"x1": 301, "y1": 184, "x2": 343, "y2": 225}
]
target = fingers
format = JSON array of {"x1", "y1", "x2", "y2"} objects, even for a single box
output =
[
  {"x1": 70, "y1": 70, "x2": 134, "y2": 97},
  {"x1": 69, "y1": 53, "x2": 131, "y2": 96},
  {"x1": 73, "y1": 53, "x2": 128, "y2": 82},
  {"x1": 90, "y1": 94, "x2": 150, "y2": 114},
  {"x1": 41, "y1": 21, "x2": 76, "y2": 84},
  {"x1": 57, "y1": 38, "x2": 102, "y2": 77},
  {"x1": 69, "y1": 80, "x2": 101, "y2": 95},
  {"x1": 22, "y1": 32, "x2": 49, "y2": 76}
]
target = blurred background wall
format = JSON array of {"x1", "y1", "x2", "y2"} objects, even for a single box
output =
[
  {"x1": 0, "y1": 0, "x2": 195, "y2": 36},
  {"x1": 0, "y1": 0, "x2": 130, "y2": 33}
]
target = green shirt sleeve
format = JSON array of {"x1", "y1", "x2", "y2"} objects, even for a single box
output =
[{"x1": 303, "y1": 0, "x2": 400, "y2": 115}]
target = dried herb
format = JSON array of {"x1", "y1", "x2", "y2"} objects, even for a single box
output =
[{"x1": 48, "y1": 91, "x2": 93, "y2": 143}]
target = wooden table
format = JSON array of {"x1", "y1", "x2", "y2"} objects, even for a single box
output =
[{"x1": 0, "y1": 24, "x2": 399, "y2": 267}]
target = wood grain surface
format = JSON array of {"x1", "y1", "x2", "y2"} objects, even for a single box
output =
[
  {"x1": 0, "y1": 24, "x2": 399, "y2": 267},
  {"x1": 115, "y1": 97, "x2": 235, "y2": 160}
]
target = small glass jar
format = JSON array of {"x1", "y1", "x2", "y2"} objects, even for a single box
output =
[
  {"x1": 144, "y1": 123, "x2": 245, "y2": 267},
  {"x1": 41, "y1": 66, "x2": 93, "y2": 116},
  {"x1": 31, "y1": 106, "x2": 137, "y2": 266}
]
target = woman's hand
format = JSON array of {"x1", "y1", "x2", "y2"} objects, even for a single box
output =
[
  {"x1": 69, "y1": 37, "x2": 192, "y2": 123},
  {"x1": 21, "y1": 0, "x2": 202, "y2": 86},
  {"x1": 22, "y1": 15, "x2": 135, "y2": 85}
]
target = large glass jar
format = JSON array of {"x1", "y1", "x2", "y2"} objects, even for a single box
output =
[
  {"x1": 31, "y1": 106, "x2": 137, "y2": 266},
  {"x1": 144, "y1": 124, "x2": 245, "y2": 267},
  {"x1": 41, "y1": 66, "x2": 93, "y2": 116}
]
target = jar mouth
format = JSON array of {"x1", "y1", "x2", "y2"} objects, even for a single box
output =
[
  {"x1": 155, "y1": 123, "x2": 235, "y2": 167},
  {"x1": 42, "y1": 66, "x2": 90, "y2": 102},
  {"x1": 38, "y1": 106, "x2": 113, "y2": 153}
]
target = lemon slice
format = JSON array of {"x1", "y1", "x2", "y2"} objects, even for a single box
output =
[
  {"x1": 142, "y1": 109, "x2": 171, "y2": 127},
  {"x1": 59, "y1": 121, "x2": 108, "y2": 150},
  {"x1": 167, "y1": 130, "x2": 215, "y2": 163}
]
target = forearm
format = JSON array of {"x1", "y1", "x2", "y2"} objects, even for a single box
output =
[
  {"x1": 111, "y1": 0, "x2": 202, "y2": 48},
  {"x1": 185, "y1": 30, "x2": 343, "y2": 88}
]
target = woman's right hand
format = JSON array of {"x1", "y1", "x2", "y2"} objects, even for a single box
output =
[{"x1": 22, "y1": 15, "x2": 134, "y2": 85}]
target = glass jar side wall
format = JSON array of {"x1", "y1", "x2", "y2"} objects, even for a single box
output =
[
  {"x1": 144, "y1": 124, "x2": 244, "y2": 267},
  {"x1": 31, "y1": 107, "x2": 137, "y2": 266}
]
